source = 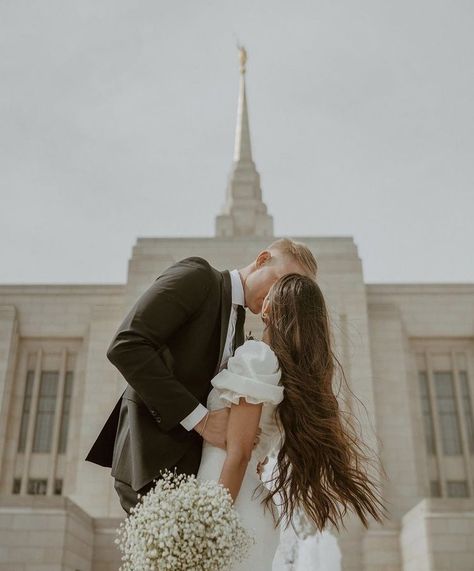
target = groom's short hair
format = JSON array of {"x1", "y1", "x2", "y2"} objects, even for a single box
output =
[{"x1": 267, "y1": 237, "x2": 317, "y2": 278}]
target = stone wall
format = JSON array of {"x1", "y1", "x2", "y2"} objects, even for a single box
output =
[
  {"x1": 400, "y1": 498, "x2": 474, "y2": 571},
  {"x1": 0, "y1": 495, "x2": 94, "y2": 571}
]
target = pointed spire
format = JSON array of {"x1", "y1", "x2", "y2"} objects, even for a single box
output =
[
  {"x1": 233, "y1": 68, "x2": 252, "y2": 162},
  {"x1": 215, "y1": 47, "x2": 274, "y2": 238}
]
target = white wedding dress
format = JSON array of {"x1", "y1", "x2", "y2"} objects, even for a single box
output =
[{"x1": 196, "y1": 339, "x2": 284, "y2": 570}]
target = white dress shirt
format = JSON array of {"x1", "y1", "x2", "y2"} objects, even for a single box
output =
[{"x1": 180, "y1": 269, "x2": 246, "y2": 431}]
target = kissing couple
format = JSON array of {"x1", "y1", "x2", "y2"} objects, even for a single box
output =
[{"x1": 85, "y1": 237, "x2": 386, "y2": 569}]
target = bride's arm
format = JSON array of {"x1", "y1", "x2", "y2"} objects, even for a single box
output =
[{"x1": 218, "y1": 398, "x2": 263, "y2": 502}]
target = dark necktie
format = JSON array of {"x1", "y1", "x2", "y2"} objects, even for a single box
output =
[{"x1": 233, "y1": 305, "x2": 246, "y2": 352}]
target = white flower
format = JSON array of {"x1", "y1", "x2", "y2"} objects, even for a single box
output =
[{"x1": 115, "y1": 470, "x2": 254, "y2": 570}]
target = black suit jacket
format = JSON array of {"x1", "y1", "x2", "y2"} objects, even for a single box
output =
[{"x1": 84, "y1": 256, "x2": 246, "y2": 490}]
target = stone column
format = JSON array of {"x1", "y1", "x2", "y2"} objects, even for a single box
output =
[
  {"x1": 0, "y1": 305, "x2": 19, "y2": 480},
  {"x1": 70, "y1": 304, "x2": 125, "y2": 518},
  {"x1": 368, "y1": 303, "x2": 421, "y2": 519}
]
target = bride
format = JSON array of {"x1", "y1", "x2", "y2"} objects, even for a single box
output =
[{"x1": 196, "y1": 273, "x2": 387, "y2": 569}]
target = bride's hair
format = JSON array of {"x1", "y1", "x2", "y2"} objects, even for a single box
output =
[{"x1": 263, "y1": 273, "x2": 388, "y2": 531}]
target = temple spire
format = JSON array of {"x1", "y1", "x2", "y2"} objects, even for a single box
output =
[
  {"x1": 215, "y1": 47, "x2": 274, "y2": 238},
  {"x1": 233, "y1": 48, "x2": 252, "y2": 162}
]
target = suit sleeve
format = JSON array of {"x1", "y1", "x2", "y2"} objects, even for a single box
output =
[{"x1": 106, "y1": 257, "x2": 212, "y2": 432}]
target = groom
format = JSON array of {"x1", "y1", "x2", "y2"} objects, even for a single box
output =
[{"x1": 85, "y1": 238, "x2": 317, "y2": 514}]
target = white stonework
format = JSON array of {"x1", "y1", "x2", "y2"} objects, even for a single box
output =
[
  {"x1": 400, "y1": 498, "x2": 474, "y2": 571},
  {"x1": 0, "y1": 58, "x2": 473, "y2": 570},
  {"x1": 215, "y1": 63, "x2": 273, "y2": 238}
]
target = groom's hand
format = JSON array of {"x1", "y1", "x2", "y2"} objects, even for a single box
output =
[
  {"x1": 194, "y1": 409, "x2": 262, "y2": 450},
  {"x1": 195, "y1": 409, "x2": 229, "y2": 449}
]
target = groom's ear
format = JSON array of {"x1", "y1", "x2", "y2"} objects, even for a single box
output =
[{"x1": 255, "y1": 250, "x2": 272, "y2": 268}]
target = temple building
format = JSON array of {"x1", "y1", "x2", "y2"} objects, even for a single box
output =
[{"x1": 0, "y1": 49, "x2": 473, "y2": 571}]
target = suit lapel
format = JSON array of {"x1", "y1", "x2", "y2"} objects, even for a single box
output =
[{"x1": 214, "y1": 269, "x2": 232, "y2": 375}]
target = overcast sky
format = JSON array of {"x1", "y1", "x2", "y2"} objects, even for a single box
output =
[{"x1": 1, "y1": 0, "x2": 473, "y2": 284}]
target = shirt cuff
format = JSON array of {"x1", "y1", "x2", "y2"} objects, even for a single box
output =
[{"x1": 180, "y1": 403, "x2": 209, "y2": 431}]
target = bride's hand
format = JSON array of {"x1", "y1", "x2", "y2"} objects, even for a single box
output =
[{"x1": 195, "y1": 408, "x2": 262, "y2": 450}]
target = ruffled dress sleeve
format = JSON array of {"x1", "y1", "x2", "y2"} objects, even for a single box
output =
[{"x1": 211, "y1": 340, "x2": 284, "y2": 406}]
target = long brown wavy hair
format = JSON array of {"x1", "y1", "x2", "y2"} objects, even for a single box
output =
[{"x1": 262, "y1": 273, "x2": 388, "y2": 531}]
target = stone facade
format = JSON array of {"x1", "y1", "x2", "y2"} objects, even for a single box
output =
[{"x1": 1, "y1": 55, "x2": 473, "y2": 570}]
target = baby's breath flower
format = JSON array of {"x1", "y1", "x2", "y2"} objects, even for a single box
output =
[{"x1": 115, "y1": 470, "x2": 254, "y2": 570}]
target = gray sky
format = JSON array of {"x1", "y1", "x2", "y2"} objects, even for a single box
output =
[{"x1": 1, "y1": 0, "x2": 473, "y2": 284}]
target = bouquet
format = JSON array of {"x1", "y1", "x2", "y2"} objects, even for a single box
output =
[{"x1": 115, "y1": 470, "x2": 254, "y2": 570}]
